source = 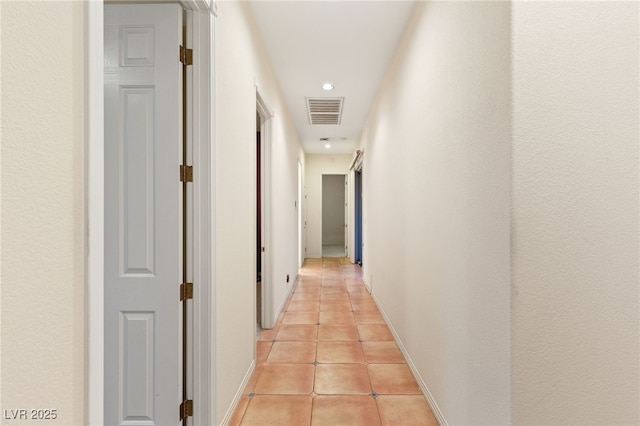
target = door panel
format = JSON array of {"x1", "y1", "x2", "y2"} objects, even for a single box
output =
[
  {"x1": 120, "y1": 87, "x2": 155, "y2": 276},
  {"x1": 104, "y1": 4, "x2": 183, "y2": 425}
]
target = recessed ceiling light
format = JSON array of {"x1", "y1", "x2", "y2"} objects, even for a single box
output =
[
  {"x1": 325, "y1": 144, "x2": 331, "y2": 149},
  {"x1": 322, "y1": 83, "x2": 334, "y2": 91}
]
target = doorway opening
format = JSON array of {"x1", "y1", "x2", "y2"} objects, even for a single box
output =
[
  {"x1": 322, "y1": 174, "x2": 347, "y2": 257},
  {"x1": 298, "y1": 161, "x2": 304, "y2": 268},
  {"x1": 255, "y1": 87, "x2": 274, "y2": 330},
  {"x1": 256, "y1": 111, "x2": 263, "y2": 329},
  {"x1": 354, "y1": 168, "x2": 363, "y2": 266}
]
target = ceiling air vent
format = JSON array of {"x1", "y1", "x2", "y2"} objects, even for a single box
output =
[{"x1": 306, "y1": 97, "x2": 344, "y2": 125}]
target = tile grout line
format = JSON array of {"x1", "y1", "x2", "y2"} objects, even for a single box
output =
[{"x1": 233, "y1": 259, "x2": 438, "y2": 425}]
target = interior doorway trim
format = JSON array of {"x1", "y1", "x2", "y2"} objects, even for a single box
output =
[
  {"x1": 255, "y1": 85, "x2": 275, "y2": 328},
  {"x1": 85, "y1": 2, "x2": 216, "y2": 424},
  {"x1": 321, "y1": 173, "x2": 348, "y2": 258},
  {"x1": 297, "y1": 161, "x2": 303, "y2": 268},
  {"x1": 348, "y1": 150, "x2": 363, "y2": 264}
]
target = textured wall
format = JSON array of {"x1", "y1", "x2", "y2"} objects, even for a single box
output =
[
  {"x1": 358, "y1": 2, "x2": 512, "y2": 423},
  {"x1": 512, "y1": 2, "x2": 640, "y2": 423},
  {"x1": 1, "y1": 1, "x2": 85, "y2": 424},
  {"x1": 215, "y1": 2, "x2": 304, "y2": 422}
]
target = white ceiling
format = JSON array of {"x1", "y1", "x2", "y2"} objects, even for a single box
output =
[{"x1": 248, "y1": 1, "x2": 416, "y2": 154}]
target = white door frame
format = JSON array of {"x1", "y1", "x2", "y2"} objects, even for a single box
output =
[
  {"x1": 255, "y1": 86, "x2": 274, "y2": 329},
  {"x1": 297, "y1": 161, "x2": 303, "y2": 268},
  {"x1": 85, "y1": 1, "x2": 216, "y2": 424}
]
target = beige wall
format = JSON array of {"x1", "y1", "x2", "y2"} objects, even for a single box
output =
[
  {"x1": 512, "y1": 2, "x2": 640, "y2": 423},
  {"x1": 1, "y1": 1, "x2": 85, "y2": 424},
  {"x1": 214, "y1": 2, "x2": 304, "y2": 422},
  {"x1": 304, "y1": 154, "x2": 352, "y2": 258},
  {"x1": 358, "y1": 2, "x2": 512, "y2": 423}
]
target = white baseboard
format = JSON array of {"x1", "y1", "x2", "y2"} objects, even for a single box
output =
[
  {"x1": 370, "y1": 292, "x2": 448, "y2": 426},
  {"x1": 363, "y1": 276, "x2": 372, "y2": 293},
  {"x1": 269, "y1": 273, "x2": 297, "y2": 327},
  {"x1": 219, "y1": 360, "x2": 256, "y2": 426},
  {"x1": 220, "y1": 275, "x2": 300, "y2": 424}
]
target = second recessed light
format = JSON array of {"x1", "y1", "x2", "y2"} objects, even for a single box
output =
[{"x1": 322, "y1": 83, "x2": 334, "y2": 91}]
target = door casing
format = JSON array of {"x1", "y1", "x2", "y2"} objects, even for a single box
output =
[
  {"x1": 85, "y1": 1, "x2": 216, "y2": 424},
  {"x1": 255, "y1": 86, "x2": 274, "y2": 329},
  {"x1": 354, "y1": 168, "x2": 363, "y2": 265},
  {"x1": 321, "y1": 173, "x2": 348, "y2": 257}
]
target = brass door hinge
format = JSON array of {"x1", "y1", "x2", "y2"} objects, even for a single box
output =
[
  {"x1": 180, "y1": 282, "x2": 193, "y2": 301},
  {"x1": 179, "y1": 399, "x2": 193, "y2": 420},
  {"x1": 180, "y1": 45, "x2": 193, "y2": 65},
  {"x1": 180, "y1": 165, "x2": 193, "y2": 182}
]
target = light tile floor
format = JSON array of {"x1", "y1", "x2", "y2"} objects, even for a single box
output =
[
  {"x1": 322, "y1": 244, "x2": 347, "y2": 257},
  {"x1": 230, "y1": 257, "x2": 439, "y2": 426}
]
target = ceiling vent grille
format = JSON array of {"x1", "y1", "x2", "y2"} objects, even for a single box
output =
[{"x1": 306, "y1": 97, "x2": 344, "y2": 125}]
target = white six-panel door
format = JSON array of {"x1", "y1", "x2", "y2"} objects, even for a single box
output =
[{"x1": 104, "y1": 4, "x2": 183, "y2": 424}]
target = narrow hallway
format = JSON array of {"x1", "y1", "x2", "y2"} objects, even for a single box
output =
[{"x1": 230, "y1": 258, "x2": 438, "y2": 425}]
